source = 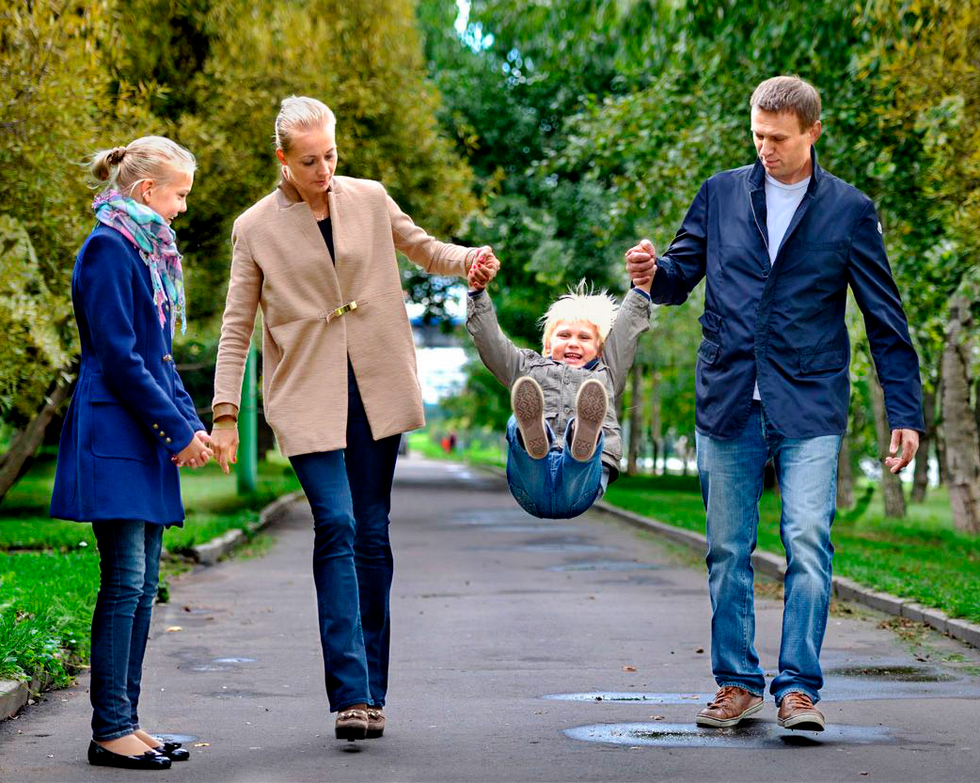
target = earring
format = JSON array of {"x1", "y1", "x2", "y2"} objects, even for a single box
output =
[{"x1": 281, "y1": 165, "x2": 291, "y2": 181}]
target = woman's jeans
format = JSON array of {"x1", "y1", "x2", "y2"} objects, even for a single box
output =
[
  {"x1": 289, "y1": 366, "x2": 400, "y2": 713},
  {"x1": 505, "y1": 416, "x2": 608, "y2": 519},
  {"x1": 90, "y1": 520, "x2": 164, "y2": 741},
  {"x1": 696, "y1": 401, "x2": 841, "y2": 705}
]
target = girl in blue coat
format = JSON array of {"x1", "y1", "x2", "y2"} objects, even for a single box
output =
[{"x1": 50, "y1": 136, "x2": 213, "y2": 771}]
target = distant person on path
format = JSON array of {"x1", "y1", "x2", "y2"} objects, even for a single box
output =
[
  {"x1": 50, "y1": 137, "x2": 213, "y2": 770},
  {"x1": 465, "y1": 259, "x2": 652, "y2": 519},
  {"x1": 625, "y1": 76, "x2": 923, "y2": 731},
  {"x1": 208, "y1": 96, "x2": 496, "y2": 743}
]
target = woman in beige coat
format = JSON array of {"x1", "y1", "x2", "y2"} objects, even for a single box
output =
[{"x1": 210, "y1": 96, "x2": 495, "y2": 742}]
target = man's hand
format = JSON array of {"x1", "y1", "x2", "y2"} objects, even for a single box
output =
[
  {"x1": 173, "y1": 430, "x2": 214, "y2": 469},
  {"x1": 468, "y1": 247, "x2": 499, "y2": 291},
  {"x1": 210, "y1": 418, "x2": 240, "y2": 475},
  {"x1": 625, "y1": 239, "x2": 658, "y2": 291},
  {"x1": 885, "y1": 428, "x2": 919, "y2": 474}
]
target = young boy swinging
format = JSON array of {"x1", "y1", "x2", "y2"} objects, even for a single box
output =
[{"x1": 466, "y1": 258, "x2": 654, "y2": 519}]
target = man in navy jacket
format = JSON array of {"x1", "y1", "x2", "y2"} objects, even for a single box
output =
[{"x1": 626, "y1": 76, "x2": 923, "y2": 731}]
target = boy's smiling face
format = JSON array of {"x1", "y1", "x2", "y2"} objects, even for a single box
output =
[{"x1": 546, "y1": 319, "x2": 600, "y2": 367}]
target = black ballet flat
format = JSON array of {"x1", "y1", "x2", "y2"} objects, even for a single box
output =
[
  {"x1": 88, "y1": 740, "x2": 172, "y2": 770},
  {"x1": 154, "y1": 741, "x2": 190, "y2": 761}
]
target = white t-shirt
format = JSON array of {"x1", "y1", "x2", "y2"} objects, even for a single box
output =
[{"x1": 752, "y1": 173, "x2": 810, "y2": 401}]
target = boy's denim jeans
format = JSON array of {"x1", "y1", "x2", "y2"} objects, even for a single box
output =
[
  {"x1": 696, "y1": 401, "x2": 841, "y2": 705},
  {"x1": 289, "y1": 361, "x2": 399, "y2": 712},
  {"x1": 506, "y1": 416, "x2": 608, "y2": 519},
  {"x1": 90, "y1": 520, "x2": 164, "y2": 741}
]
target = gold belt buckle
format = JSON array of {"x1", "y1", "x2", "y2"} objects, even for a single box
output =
[{"x1": 328, "y1": 300, "x2": 357, "y2": 322}]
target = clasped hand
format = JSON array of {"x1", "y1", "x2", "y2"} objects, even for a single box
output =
[
  {"x1": 171, "y1": 430, "x2": 214, "y2": 469},
  {"x1": 467, "y1": 246, "x2": 500, "y2": 290}
]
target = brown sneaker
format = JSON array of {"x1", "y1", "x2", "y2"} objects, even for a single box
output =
[
  {"x1": 511, "y1": 376, "x2": 549, "y2": 459},
  {"x1": 335, "y1": 708, "x2": 368, "y2": 741},
  {"x1": 570, "y1": 379, "x2": 607, "y2": 461},
  {"x1": 696, "y1": 686, "x2": 764, "y2": 728},
  {"x1": 366, "y1": 707, "x2": 385, "y2": 739},
  {"x1": 777, "y1": 691, "x2": 825, "y2": 731}
]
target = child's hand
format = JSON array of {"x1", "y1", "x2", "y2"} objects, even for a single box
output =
[
  {"x1": 468, "y1": 248, "x2": 500, "y2": 291},
  {"x1": 625, "y1": 239, "x2": 657, "y2": 293}
]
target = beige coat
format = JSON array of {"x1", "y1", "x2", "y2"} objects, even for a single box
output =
[{"x1": 212, "y1": 176, "x2": 476, "y2": 456}]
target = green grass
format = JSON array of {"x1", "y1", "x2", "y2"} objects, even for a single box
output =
[
  {"x1": 407, "y1": 430, "x2": 506, "y2": 467},
  {"x1": 0, "y1": 458, "x2": 301, "y2": 684},
  {"x1": 605, "y1": 475, "x2": 980, "y2": 624}
]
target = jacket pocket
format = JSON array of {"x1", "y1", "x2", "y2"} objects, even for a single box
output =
[
  {"x1": 799, "y1": 344, "x2": 847, "y2": 374},
  {"x1": 697, "y1": 338, "x2": 720, "y2": 365},
  {"x1": 698, "y1": 309, "x2": 722, "y2": 336},
  {"x1": 89, "y1": 401, "x2": 155, "y2": 462}
]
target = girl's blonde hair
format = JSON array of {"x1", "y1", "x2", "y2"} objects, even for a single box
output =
[
  {"x1": 540, "y1": 280, "x2": 619, "y2": 354},
  {"x1": 275, "y1": 96, "x2": 337, "y2": 152},
  {"x1": 90, "y1": 136, "x2": 195, "y2": 197}
]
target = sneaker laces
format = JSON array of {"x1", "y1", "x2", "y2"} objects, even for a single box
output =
[
  {"x1": 707, "y1": 685, "x2": 744, "y2": 709},
  {"x1": 782, "y1": 691, "x2": 815, "y2": 710}
]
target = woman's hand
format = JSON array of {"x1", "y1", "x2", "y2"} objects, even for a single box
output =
[
  {"x1": 173, "y1": 430, "x2": 214, "y2": 469},
  {"x1": 468, "y1": 247, "x2": 500, "y2": 291},
  {"x1": 210, "y1": 418, "x2": 239, "y2": 475}
]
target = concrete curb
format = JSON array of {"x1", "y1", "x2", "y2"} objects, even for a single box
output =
[
  {"x1": 0, "y1": 675, "x2": 46, "y2": 721},
  {"x1": 592, "y1": 498, "x2": 980, "y2": 651},
  {"x1": 0, "y1": 491, "x2": 307, "y2": 723},
  {"x1": 190, "y1": 490, "x2": 305, "y2": 565}
]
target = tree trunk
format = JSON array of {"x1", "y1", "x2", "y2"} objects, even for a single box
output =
[
  {"x1": 911, "y1": 386, "x2": 936, "y2": 502},
  {"x1": 649, "y1": 371, "x2": 661, "y2": 475},
  {"x1": 837, "y1": 433, "x2": 854, "y2": 509},
  {"x1": 940, "y1": 295, "x2": 980, "y2": 533},
  {"x1": 627, "y1": 364, "x2": 642, "y2": 476},
  {"x1": 0, "y1": 374, "x2": 73, "y2": 502},
  {"x1": 869, "y1": 367, "x2": 906, "y2": 518}
]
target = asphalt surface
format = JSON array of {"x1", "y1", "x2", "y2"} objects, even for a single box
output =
[{"x1": 2, "y1": 455, "x2": 980, "y2": 782}]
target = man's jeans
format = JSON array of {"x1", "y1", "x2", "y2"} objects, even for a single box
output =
[
  {"x1": 696, "y1": 401, "x2": 841, "y2": 705},
  {"x1": 506, "y1": 416, "x2": 608, "y2": 519},
  {"x1": 90, "y1": 520, "x2": 164, "y2": 741},
  {"x1": 289, "y1": 362, "x2": 399, "y2": 712}
]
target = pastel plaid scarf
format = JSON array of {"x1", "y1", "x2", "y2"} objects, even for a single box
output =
[{"x1": 93, "y1": 190, "x2": 186, "y2": 336}]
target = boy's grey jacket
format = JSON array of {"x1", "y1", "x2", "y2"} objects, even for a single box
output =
[{"x1": 466, "y1": 287, "x2": 652, "y2": 481}]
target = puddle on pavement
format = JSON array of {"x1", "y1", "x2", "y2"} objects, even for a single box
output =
[
  {"x1": 213, "y1": 657, "x2": 257, "y2": 664},
  {"x1": 544, "y1": 692, "x2": 712, "y2": 704},
  {"x1": 827, "y1": 665, "x2": 954, "y2": 682},
  {"x1": 205, "y1": 689, "x2": 295, "y2": 699},
  {"x1": 549, "y1": 560, "x2": 664, "y2": 572},
  {"x1": 153, "y1": 733, "x2": 198, "y2": 745},
  {"x1": 565, "y1": 721, "x2": 895, "y2": 749}
]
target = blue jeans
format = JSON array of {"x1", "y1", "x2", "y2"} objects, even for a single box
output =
[
  {"x1": 696, "y1": 401, "x2": 841, "y2": 705},
  {"x1": 506, "y1": 416, "x2": 608, "y2": 519},
  {"x1": 90, "y1": 520, "x2": 164, "y2": 741},
  {"x1": 289, "y1": 364, "x2": 399, "y2": 712}
]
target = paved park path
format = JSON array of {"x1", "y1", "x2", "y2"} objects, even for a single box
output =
[{"x1": 2, "y1": 456, "x2": 980, "y2": 782}]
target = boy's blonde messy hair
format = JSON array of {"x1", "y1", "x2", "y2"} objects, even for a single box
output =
[{"x1": 540, "y1": 280, "x2": 619, "y2": 355}]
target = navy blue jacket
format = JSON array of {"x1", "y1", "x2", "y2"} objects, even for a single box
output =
[
  {"x1": 651, "y1": 151, "x2": 924, "y2": 439},
  {"x1": 50, "y1": 225, "x2": 205, "y2": 526}
]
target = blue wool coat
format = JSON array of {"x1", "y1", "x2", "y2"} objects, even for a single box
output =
[
  {"x1": 650, "y1": 150, "x2": 924, "y2": 440},
  {"x1": 50, "y1": 224, "x2": 205, "y2": 526}
]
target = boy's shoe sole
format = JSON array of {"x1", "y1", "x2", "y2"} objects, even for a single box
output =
[
  {"x1": 511, "y1": 377, "x2": 549, "y2": 459},
  {"x1": 570, "y1": 379, "x2": 607, "y2": 461}
]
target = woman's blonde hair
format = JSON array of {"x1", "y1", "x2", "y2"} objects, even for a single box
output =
[
  {"x1": 540, "y1": 280, "x2": 619, "y2": 354},
  {"x1": 90, "y1": 136, "x2": 195, "y2": 197},
  {"x1": 275, "y1": 96, "x2": 337, "y2": 152}
]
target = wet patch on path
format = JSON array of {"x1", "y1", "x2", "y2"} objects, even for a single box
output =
[
  {"x1": 548, "y1": 559, "x2": 664, "y2": 572},
  {"x1": 565, "y1": 721, "x2": 896, "y2": 749}
]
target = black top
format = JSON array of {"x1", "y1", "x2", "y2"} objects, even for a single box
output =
[{"x1": 317, "y1": 217, "x2": 335, "y2": 265}]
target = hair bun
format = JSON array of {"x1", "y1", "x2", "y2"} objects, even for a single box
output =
[{"x1": 106, "y1": 146, "x2": 127, "y2": 166}]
